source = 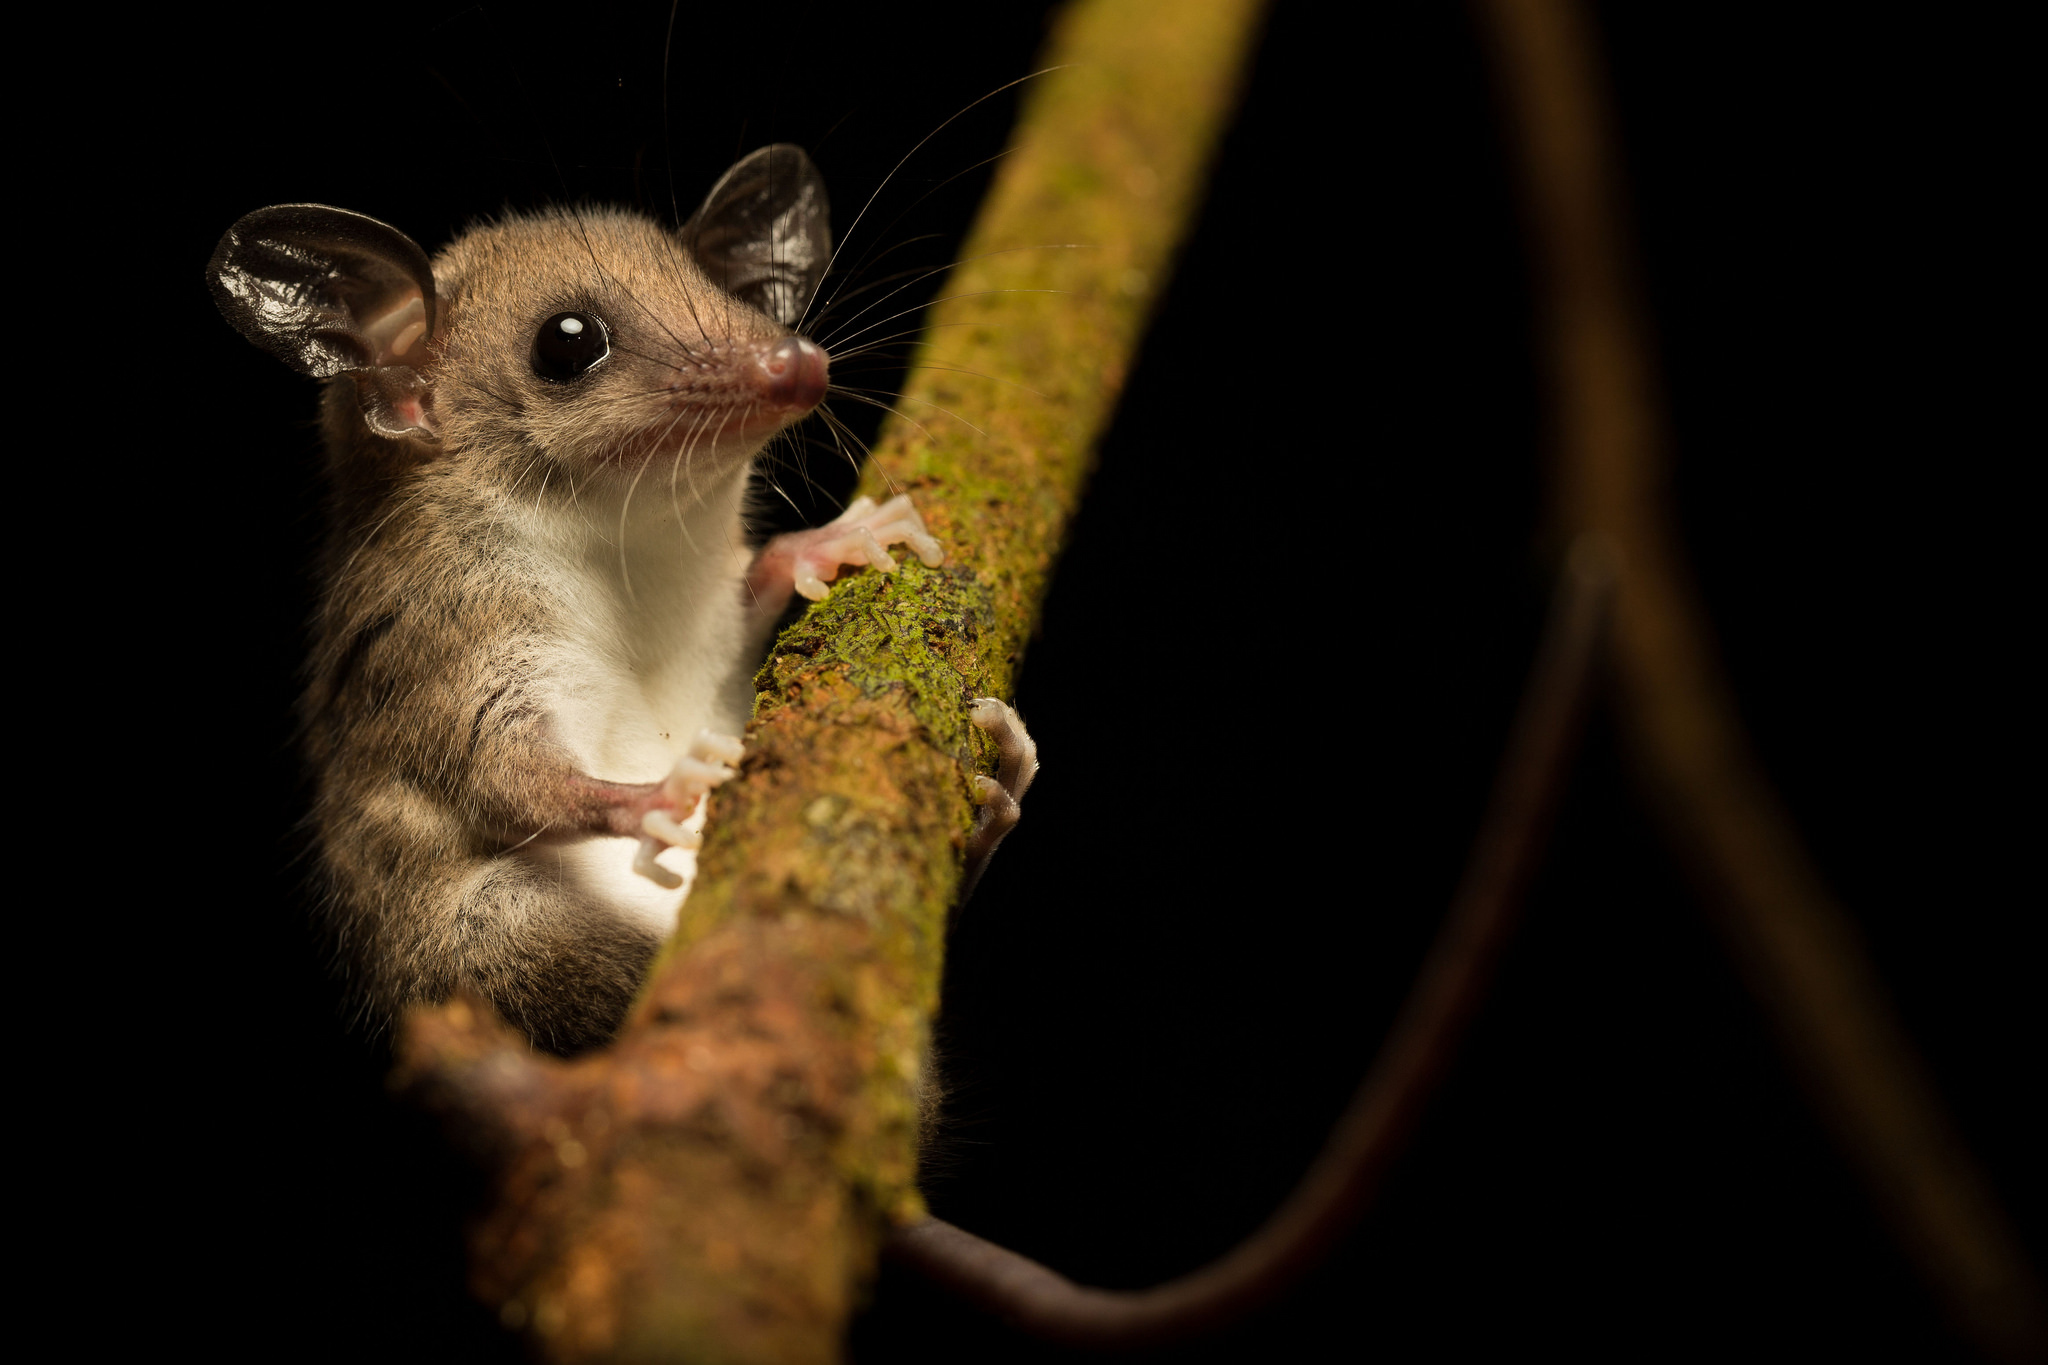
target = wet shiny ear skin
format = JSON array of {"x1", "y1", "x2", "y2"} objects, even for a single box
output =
[
  {"x1": 206, "y1": 204, "x2": 441, "y2": 441},
  {"x1": 683, "y1": 144, "x2": 832, "y2": 328}
]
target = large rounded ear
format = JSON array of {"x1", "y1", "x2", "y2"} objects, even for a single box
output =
[
  {"x1": 683, "y1": 144, "x2": 831, "y2": 328},
  {"x1": 207, "y1": 205, "x2": 441, "y2": 440},
  {"x1": 207, "y1": 204, "x2": 438, "y2": 374}
]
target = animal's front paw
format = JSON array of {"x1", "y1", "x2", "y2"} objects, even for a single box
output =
[
  {"x1": 631, "y1": 729, "x2": 745, "y2": 889},
  {"x1": 779, "y1": 493, "x2": 944, "y2": 601}
]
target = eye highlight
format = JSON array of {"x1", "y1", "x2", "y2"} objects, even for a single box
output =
[{"x1": 531, "y1": 311, "x2": 609, "y2": 382}]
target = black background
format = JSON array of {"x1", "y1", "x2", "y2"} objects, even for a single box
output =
[{"x1": 86, "y1": 2, "x2": 2035, "y2": 1359}]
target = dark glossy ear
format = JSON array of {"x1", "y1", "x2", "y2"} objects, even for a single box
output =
[
  {"x1": 684, "y1": 144, "x2": 831, "y2": 328},
  {"x1": 208, "y1": 204, "x2": 438, "y2": 375}
]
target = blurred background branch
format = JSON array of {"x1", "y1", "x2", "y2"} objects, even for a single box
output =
[{"x1": 1478, "y1": 2, "x2": 2045, "y2": 1358}]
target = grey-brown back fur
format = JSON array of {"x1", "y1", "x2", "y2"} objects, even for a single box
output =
[{"x1": 303, "y1": 208, "x2": 792, "y2": 1053}]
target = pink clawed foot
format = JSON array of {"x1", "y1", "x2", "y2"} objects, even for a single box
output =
[
  {"x1": 961, "y1": 698, "x2": 1038, "y2": 901},
  {"x1": 781, "y1": 493, "x2": 945, "y2": 602},
  {"x1": 631, "y1": 729, "x2": 745, "y2": 889}
]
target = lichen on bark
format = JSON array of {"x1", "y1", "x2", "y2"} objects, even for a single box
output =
[{"x1": 394, "y1": 2, "x2": 1269, "y2": 1360}]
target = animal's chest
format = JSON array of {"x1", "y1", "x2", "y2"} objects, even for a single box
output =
[
  {"x1": 519, "y1": 507, "x2": 754, "y2": 785},
  {"x1": 494, "y1": 513, "x2": 749, "y2": 931}
]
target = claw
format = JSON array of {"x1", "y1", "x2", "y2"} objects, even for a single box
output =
[
  {"x1": 968, "y1": 697, "x2": 1039, "y2": 803},
  {"x1": 663, "y1": 755, "x2": 735, "y2": 803},
  {"x1": 641, "y1": 808, "x2": 702, "y2": 849},
  {"x1": 958, "y1": 698, "x2": 1038, "y2": 907},
  {"x1": 834, "y1": 495, "x2": 878, "y2": 525},
  {"x1": 690, "y1": 729, "x2": 746, "y2": 766},
  {"x1": 633, "y1": 835, "x2": 684, "y2": 889},
  {"x1": 631, "y1": 732, "x2": 744, "y2": 888},
  {"x1": 856, "y1": 525, "x2": 899, "y2": 574}
]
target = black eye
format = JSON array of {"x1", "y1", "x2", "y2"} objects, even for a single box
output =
[{"x1": 530, "y1": 311, "x2": 609, "y2": 382}]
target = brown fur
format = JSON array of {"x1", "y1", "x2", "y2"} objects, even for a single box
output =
[{"x1": 303, "y1": 209, "x2": 793, "y2": 1053}]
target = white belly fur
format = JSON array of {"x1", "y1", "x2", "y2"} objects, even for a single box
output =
[{"x1": 503, "y1": 464, "x2": 756, "y2": 937}]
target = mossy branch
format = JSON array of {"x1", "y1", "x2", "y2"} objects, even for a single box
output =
[{"x1": 392, "y1": 3, "x2": 1268, "y2": 1361}]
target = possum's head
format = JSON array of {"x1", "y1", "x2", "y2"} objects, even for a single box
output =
[{"x1": 206, "y1": 145, "x2": 831, "y2": 485}]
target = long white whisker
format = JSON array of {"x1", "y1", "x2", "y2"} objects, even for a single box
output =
[
  {"x1": 660, "y1": 406, "x2": 695, "y2": 530},
  {"x1": 616, "y1": 430, "x2": 662, "y2": 606},
  {"x1": 661, "y1": 0, "x2": 685, "y2": 229},
  {"x1": 814, "y1": 406, "x2": 897, "y2": 498},
  {"x1": 824, "y1": 289, "x2": 1063, "y2": 354},
  {"x1": 816, "y1": 249, "x2": 1084, "y2": 351},
  {"x1": 796, "y1": 66, "x2": 1069, "y2": 334},
  {"x1": 843, "y1": 362, "x2": 1050, "y2": 400},
  {"x1": 824, "y1": 320, "x2": 986, "y2": 362},
  {"x1": 829, "y1": 387, "x2": 990, "y2": 440},
  {"x1": 808, "y1": 150, "x2": 1018, "y2": 325}
]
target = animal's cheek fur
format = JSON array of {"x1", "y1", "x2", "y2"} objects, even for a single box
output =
[{"x1": 427, "y1": 383, "x2": 528, "y2": 460}]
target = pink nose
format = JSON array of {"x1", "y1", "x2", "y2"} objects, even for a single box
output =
[{"x1": 759, "y1": 336, "x2": 828, "y2": 412}]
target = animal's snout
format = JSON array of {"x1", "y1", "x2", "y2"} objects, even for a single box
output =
[{"x1": 759, "y1": 336, "x2": 828, "y2": 413}]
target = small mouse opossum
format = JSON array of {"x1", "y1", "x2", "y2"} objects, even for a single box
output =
[{"x1": 209, "y1": 145, "x2": 1034, "y2": 1053}]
